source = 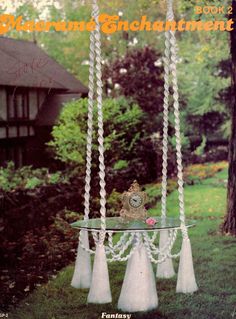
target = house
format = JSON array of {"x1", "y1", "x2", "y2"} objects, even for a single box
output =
[{"x1": 0, "y1": 37, "x2": 88, "y2": 168}]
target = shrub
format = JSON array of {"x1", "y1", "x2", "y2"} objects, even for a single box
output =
[
  {"x1": 113, "y1": 160, "x2": 128, "y2": 171},
  {"x1": 0, "y1": 162, "x2": 67, "y2": 191},
  {"x1": 48, "y1": 97, "x2": 144, "y2": 169}
]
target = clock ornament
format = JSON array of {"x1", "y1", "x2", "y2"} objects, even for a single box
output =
[{"x1": 120, "y1": 180, "x2": 147, "y2": 220}]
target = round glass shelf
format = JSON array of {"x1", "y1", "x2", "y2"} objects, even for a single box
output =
[{"x1": 71, "y1": 216, "x2": 196, "y2": 233}]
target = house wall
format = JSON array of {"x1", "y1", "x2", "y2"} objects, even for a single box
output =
[
  {"x1": 0, "y1": 87, "x2": 39, "y2": 140},
  {"x1": 0, "y1": 87, "x2": 40, "y2": 167},
  {"x1": 0, "y1": 87, "x2": 7, "y2": 120}
]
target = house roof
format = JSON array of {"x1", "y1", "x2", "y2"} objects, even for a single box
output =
[
  {"x1": 36, "y1": 93, "x2": 82, "y2": 126},
  {"x1": 0, "y1": 37, "x2": 88, "y2": 94}
]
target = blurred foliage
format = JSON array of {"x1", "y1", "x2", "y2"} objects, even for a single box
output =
[
  {"x1": 106, "y1": 189, "x2": 122, "y2": 217},
  {"x1": 144, "y1": 180, "x2": 177, "y2": 208},
  {"x1": 184, "y1": 161, "x2": 228, "y2": 184},
  {"x1": 0, "y1": 162, "x2": 67, "y2": 191},
  {"x1": 103, "y1": 46, "x2": 164, "y2": 117},
  {"x1": 194, "y1": 135, "x2": 207, "y2": 156},
  {"x1": 144, "y1": 161, "x2": 228, "y2": 207},
  {"x1": 113, "y1": 159, "x2": 129, "y2": 170}
]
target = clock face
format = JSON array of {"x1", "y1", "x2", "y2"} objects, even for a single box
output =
[{"x1": 129, "y1": 193, "x2": 143, "y2": 208}]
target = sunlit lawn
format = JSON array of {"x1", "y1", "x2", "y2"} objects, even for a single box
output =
[{"x1": 9, "y1": 168, "x2": 236, "y2": 319}]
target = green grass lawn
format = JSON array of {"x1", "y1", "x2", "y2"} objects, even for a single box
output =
[{"x1": 9, "y1": 168, "x2": 236, "y2": 319}]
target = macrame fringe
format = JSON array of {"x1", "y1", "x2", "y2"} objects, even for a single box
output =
[
  {"x1": 118, "y1": 242, "x2": 158, "y2": 312},
  {"x1": 71, "y1": 230, "x2": 92, "y2": 289},
  {"x1": 156, "y1": 230, "x2": 175, "y2": 278},
  {"x1": 87, "y1": 243, "x2": 112, "y2": 304},
  {"x1": 176, "y1": 237, "x2": 198, "y2": 293}
]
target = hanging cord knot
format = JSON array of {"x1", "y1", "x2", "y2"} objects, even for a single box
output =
[{"x1": 180, "y1": 224, "x2": 189, "y2": 240}]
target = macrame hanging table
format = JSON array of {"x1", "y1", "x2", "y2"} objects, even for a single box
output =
[
  {"x1": 70, "y1": 0, "x2": 198, "y2": 313},
  {"x1": 71, "y1": 217, "x2": 196, "y2": 312}
]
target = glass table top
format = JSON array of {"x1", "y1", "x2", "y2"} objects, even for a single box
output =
[{"x1": 71, "y1": 216, "x2": 196, "y2": 233}]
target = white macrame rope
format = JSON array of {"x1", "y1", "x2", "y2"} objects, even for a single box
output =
[
  {"x1": 161, "y1": 1, "x2": 173, "y2": 219},
  {"x1": 168, "y1": 29, "x2": 186, "y2": 228},
  {"x1": 107, "y1": 232, "x2": 138, "y2": 262},
  {"x1": 107, "y1": 232, "x2": 130, "y2": 253},
  {"x1": 92, "y1": 0, "x2": 107, "y2": 245},
  {"x1": 79, "y1": 233, "x2": 96, "y2": 254},
  {"x1": 78, "y1": 0, "x2": 108, "y2": 251},
  {"x1": 143, "y1": 230, "x2": 178, "y2": 264},
  {"x1": 92, "y1": 231, "x2": 99, "y2": 244},
  {"x1": 75, "y1": 9, "x2": 96, "y2": 258},
  {"x1": 146, "y1": 229, "x2": 176, "y2": 254},
  {"x1": 79, "y1": 229, "x2": 181, "y2": 261},
  {"x1": 149, "y1": 231, "x2": 158, "y2": 244},
  {"x1": 84, "y1": 27, "x2": 96, "y2": 221},
  {"x1": 161, "y1": 0, "x2": 188, "y2": 239}
]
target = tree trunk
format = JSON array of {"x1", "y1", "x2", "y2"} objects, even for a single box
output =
[{"x1": 222, "y1": 1, "x2": 236, "y2": 235}]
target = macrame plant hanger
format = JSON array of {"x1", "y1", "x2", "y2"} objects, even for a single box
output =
[{"x1": 71, "y1": 0, "x2": 198, "y2": 311}]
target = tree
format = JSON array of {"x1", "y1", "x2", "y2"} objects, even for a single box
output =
[
  {"x1": 222, "y1": 0, "x2": 236, "y2": 235},
  {"x1": 103, "y1": 46, "x2": 164, "y2": 134}
]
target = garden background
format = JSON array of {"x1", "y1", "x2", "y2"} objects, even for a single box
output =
[{"x1": 0, "y1": 0, "x2": 236, "y2": 318}]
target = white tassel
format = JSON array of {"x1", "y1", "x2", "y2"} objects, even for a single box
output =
[
  {"x1": 156, "y1": 230, "x2": 175, "y2": 278},
  {"x1": 87, "y1": 243, "x2": 112, "y2": 304},
  {"x1": 118, "y1": 242, "x2": 158, "y2": 312},
  {"x1": 176, "y1": 237, "x2": 198, "y2": 293},
  {"x1": 71, "y1": 230, "x2": 92, "y2": 289}
]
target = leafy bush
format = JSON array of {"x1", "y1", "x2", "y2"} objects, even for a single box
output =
[
  {"x1": 113, "y1": 160, "x2": 128, "y2": 170},
  {"x1": 0, "y1": 162, "x2": 66, "y2": 191},
  {"x1": 48, "y1": 97, "x2": 144, "y2": 169}
]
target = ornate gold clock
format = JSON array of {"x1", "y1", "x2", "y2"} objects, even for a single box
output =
[{"x1": 120, "y1": 180, "x2": 147, "y2": 220}]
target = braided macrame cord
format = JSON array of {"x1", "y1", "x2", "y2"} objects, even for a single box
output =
[
  {"x1": 161, "y1": 0, "x2": 187, "y2": 233},
  {"x1": 71, "y1": 0, "x2": 109, "y2": 291},
  {"x1": 71, "y1": 0, "x2": 198, "y2": 307},
  {"x1": 70, "y1": 5, "x2": 97, "y2": 289},
  {"x1": 159, "y1": 0, "x2": 198, "y2": 292}
]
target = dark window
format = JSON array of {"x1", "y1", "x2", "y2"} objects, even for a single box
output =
[
  {"x1": 7, "y1": 88, "x2": 29, "y2": 120},
  {"x1": 0, "y1": 142, "x2": 25, "y2": 168}
]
